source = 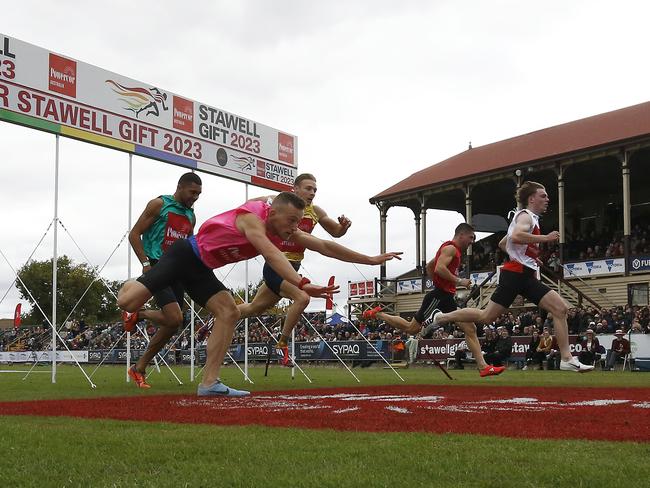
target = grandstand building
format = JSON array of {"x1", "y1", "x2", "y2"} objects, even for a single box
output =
[{"x1": 352, "y1": 101, "x2": 650, "y2": 318}]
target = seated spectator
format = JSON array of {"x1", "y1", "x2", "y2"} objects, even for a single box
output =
[
  {"x1": 522, "y1": 330, "x2": 540, "y2": 370},
  {"x1": 533, "y1": 329, "x2": 554, "y2": 369},
  {"x1": 483, "y1": 327, "x2": 512, "y2": 367},
  {"x1": 605, "y1": 329, "x2": 631, "y2": 371},
  {"x1": 546, "y1": 334, "x2": 563, "y2": 370},
  {"x1": 454, "y1": 342, "x2": 468, "y2": 369},
  {"x1": 578, "y1": 328, "x2": 601, "y2": 365},
  {"x1": 481, "y1": 327, "x2": 498, "y2": 357}
]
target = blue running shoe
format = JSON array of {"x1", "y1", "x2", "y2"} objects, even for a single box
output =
[{"x1": 197, "y1": 381, "x2": 250, "y2": 397}]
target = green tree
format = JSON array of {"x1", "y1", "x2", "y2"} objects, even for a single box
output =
[{"x1": 16, "y1": 255, "x2": 121, "y2": 324}]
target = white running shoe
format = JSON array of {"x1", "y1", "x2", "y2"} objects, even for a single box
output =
[
  {"x1": 420, "y1": 309, "x2": 442, "y2": 338},
  {"x1": 560, "y1": 357, "x2": 595, "y2": 373}
]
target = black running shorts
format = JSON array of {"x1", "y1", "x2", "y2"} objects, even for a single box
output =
[
  {"x1": 137, "y1": 239, "x2": 229, "y2": 308},
  {"x1": 148, "y1": 258, "x2": 185, "y2": 308},
  {"x1": 414, "y1": 287, "x2": 458, "y2": 324},
  {"x1": 490, "y1": 267, "x2": 551, "y2": 308},
  {"x1": 262, "y1": 260, "x2": 302, "y2": 296}
]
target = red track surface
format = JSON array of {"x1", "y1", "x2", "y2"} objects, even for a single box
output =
[{"x1": 1, "y1": 385, "x2": 648, "y2": 442}]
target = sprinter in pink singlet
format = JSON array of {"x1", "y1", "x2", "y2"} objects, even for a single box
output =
[{"x1": 118, "y1": 191, "x2": 402, "y2": 396}]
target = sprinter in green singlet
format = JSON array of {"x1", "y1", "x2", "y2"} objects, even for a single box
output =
[{"x1": 123, "y1": 172, "x2": 202, "y2": 388}]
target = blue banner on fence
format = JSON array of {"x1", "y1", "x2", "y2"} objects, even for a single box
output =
[
  {"x1": 83, "y1": 340, "x2": 391, "y2": 365},
  {"x1": 629, "y1": 255, "x2": 650, "y2": 272}
]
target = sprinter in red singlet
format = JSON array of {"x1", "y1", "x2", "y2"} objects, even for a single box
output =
[
  {"x1": 364, "y1": 223, "x2": 505, "y2": 377},
  {"x1": 430, "y1": 181, "x2": 594, "y2": 373}
]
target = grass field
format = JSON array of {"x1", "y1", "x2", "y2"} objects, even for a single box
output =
[{"x1": 0, "y1": 364, "x2": 648, "y2": 487}]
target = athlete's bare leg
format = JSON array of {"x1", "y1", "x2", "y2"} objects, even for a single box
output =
[
  {"x1": 278, "y1": 281, "x2": 310, "y2": 341},
  {"x1": 117, "y1": 280, "x2": 153, "y2": 312},
  {"x1": 201, "y1": 290, "x2": 240, "y2": 387},
  {"x1": 138, "y1": 305, "x2": 183, "y2": 329},
  {"x1": 238, "y1": 281, "x2": 310, "y2": 346},
  {"x1": 135, "y1": 302, "x2": 183, "y2": 372},
  {"x1": 375, "y1": 312, "x2": 421, "y2": 335},
  {"x1": 538, "y1": 290, "x2": 572, "y2": 361},
  {"x1": 238, "y1": 283, "x2": 281, "y2": 319},
  {"x1": 434, "y1": 300, "x2": 507, "y2": 326},
  {"x1": 457, "y1": 322, "x2": 488, "y2": 369}
]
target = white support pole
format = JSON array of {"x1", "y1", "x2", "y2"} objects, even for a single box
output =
[
  {"x1": 244, "y1": 184, "x2": 249, "y2": 380},
  {"x1": 126, "y1": 153, "x2": 133, "y2": 382},
  {"x1": 190, "y1": 299, "x2": 195, "y2": 382},
  {"x1": 51, "y1": 135, "x2": 60, "y2": 384}
]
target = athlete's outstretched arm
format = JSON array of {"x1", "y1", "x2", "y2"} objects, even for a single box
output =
[
  {"x1": 291, "y1": 230, "x2": 402, "y2": 264},
  {"x1": 237, "y1": 214, "x2": 338, "y2": 298},
  {"x1": 314, "y1": 205, "x2": 352, "y2": 237}
]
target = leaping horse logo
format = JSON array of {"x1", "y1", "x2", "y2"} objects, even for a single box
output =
[{"x1": 106, "y1": 79, "x2": 168, "y2": 118}]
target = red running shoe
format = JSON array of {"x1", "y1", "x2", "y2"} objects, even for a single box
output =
[
  {"x1": 279, "y1": 346, "x2": 293, "y2": 367},
  {"x1": 128, "y1": 365, "x2": 151, "y2": 389},
  {"x1": 479, "y1": 365, "x2": 506, "y2": 377},
  {"x1": 362, "y1": 306, "x2": 383, "y2": 319},
  {"x1": 122, "y1": 310, "x2": 138, "y2": 333}
]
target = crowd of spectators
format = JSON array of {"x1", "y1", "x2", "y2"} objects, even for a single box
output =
[
  {"x1": 565, "y1": 222, "x2": 650, "y2": 261},
  {"x1": 469, "y1": 221, "x2": 650, "y2": 273},
  {"x1": 2, "y1": 304, "x2": 648, "y2": 355}
]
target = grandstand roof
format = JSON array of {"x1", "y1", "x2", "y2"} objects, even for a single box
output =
[{"x1": 371, "y1": 101, "x2": 650, "y2": 203}]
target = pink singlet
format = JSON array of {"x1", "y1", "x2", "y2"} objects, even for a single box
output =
[{"x1": 195, "y1": 201, "x2": 284, "y2": 269}]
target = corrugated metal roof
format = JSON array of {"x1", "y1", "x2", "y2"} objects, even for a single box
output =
[{"x1": 371, "y1": 101, "x2": 650, "y2": 202}]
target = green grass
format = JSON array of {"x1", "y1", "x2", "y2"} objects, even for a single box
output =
[
  {"x1": 0, "y1": 416, "x2": 648, "y2": 488},
  {"x1": 0, "y1": 364, "x2": 648, "y2": 487},
  {"x1": 0, "y1": 362, "x2": 648, "y2": 401}
]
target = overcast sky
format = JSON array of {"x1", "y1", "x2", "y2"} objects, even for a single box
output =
[{"x1": 2, "y1": 0, "x2": 650, "y2": 319}]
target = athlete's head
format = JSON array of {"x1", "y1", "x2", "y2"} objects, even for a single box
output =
[
  {"x1": 453, "y1": 223, "x2": 476, "y2": 250},
  {"x1": 293, "y1": 173, "x2": 317, "y2": 205},
  {"x1": 176, "y1": 172, "x2": 202, "y2": 208},
  {"x1": 516, "y1": 181, "x2": 548, "y2": 214},
  {"x1": 268, "y1": 191, "x2": 306, "y2": 240}
]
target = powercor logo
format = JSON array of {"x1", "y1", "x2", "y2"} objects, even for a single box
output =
[
  {"x1": 49, "y1": 53, "x2": 77, "y2": 97},
  {"x1": 278, "y1": 132, "x2": 295, "y2": 165},
  {"x1": 173, "y1": 96, "x2": 194, "y2": 133}
]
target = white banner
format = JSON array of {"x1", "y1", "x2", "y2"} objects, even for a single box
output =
[
  {"x1": 397, "y1": 278, "x2": 422, "y2": 294},
  {"x1": 0, "y1": 350, "x2": 88, "y2": 363},
  {"x1": 0, "y1": 34, "x2": 297, "y2": 191},
  {"x1": 562, "y1": 258, "x2": 625, "y2": 278},
  {"x1": 597, "y1": 334, "x2": 650, "y2": 359},
  {"x1": 469, "y1": 271, "x2": 499, "y2": 287}
]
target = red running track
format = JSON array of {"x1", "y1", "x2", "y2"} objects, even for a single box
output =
[{"x1": 1, "y1": 385, "x2": 648, "y2": 442}]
